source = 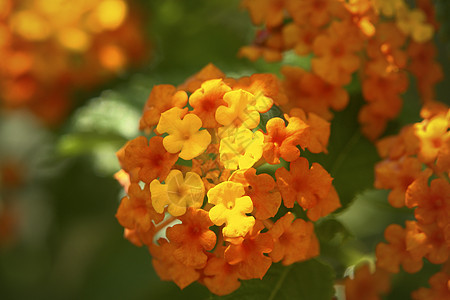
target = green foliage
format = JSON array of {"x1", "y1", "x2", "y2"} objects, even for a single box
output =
[
  {"x1": 211, "y1": 260, "x2": 335, "y2": 300},
  {"x1": 303, "y1": 93, "x2": 380, "y2": 210}
]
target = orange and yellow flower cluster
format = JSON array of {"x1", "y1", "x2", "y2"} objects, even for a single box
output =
[
  {"x1": 0, "y1": 0, "x2": 148, "y2": 124},
  {"x1": 241, "y1": 0, "x2": 442, "y2": 140},
  {"x1": 114, "y1": 64, "x2": 341, "y2": 295},
  {"x1": 341, "y1": 102, "x2": 450, "y2": 299}
]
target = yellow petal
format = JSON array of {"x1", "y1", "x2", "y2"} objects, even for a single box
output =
[{"x1": 150, "y1": 179, "x2": 169, "y2": 213}]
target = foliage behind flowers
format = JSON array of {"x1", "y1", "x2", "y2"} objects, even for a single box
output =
[
  {"x1": 0, "y1": 0, "x2": 149, "y2": 125},
  {"x1": 115, "y1": 64, "x2": 341, "y2": 295}
]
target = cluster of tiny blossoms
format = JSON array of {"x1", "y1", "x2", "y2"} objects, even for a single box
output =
[
  {"x1": 0, "y1": 0, "x2": 148, "y2": 124},
  {"x1": 375, "y1": 102, "x2": 450, "y2": 299},
  {"x1": 114, "y1": 64, "x2": 341, "y2": 295},
  {"x1": 343, "y1": 101, "x2": 450, "y2": 300},
  {"x1": 241, "y1": 0, "x2": 442, "y2": 140}
]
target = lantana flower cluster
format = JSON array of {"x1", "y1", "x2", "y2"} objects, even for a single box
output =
[
  {"x1": 241, "y1": 0, "x2": 442, "y2": 140},
  {"x1": 114, "y1": 64, "x2": 341, "y2": 295},
  {"x1": 0, "y1": 0, "x2": 148, "y2": 124},
  {"x1": 343, "y1": 102, "x2": 450, "y2": 300}
]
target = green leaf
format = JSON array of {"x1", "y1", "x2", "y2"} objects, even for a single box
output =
[
  {"x1": 211, "y1": 259, "x2": 335, "y2": 300},
  {"x1": 315, "y1": 218, "x2": 353, "y2": 242},
  {"x1": 303, "y1": 93, "x2": 379, "y2": 210}
]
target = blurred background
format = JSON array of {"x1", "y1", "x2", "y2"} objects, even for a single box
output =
[{"x1": 0, "y1": 1, "x2": 449, "y2": 299}]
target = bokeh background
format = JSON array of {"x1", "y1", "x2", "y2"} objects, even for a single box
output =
[{"x1": 0, "y1": 1, "x2": 449, "y2": 299}]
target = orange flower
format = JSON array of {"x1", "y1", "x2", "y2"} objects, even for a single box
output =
[
  {"x1": 412, "y1": 271, "x2": 450, "y2": 300},
  {"x1": 376, "y1": 125, "x2": 419, "y2": 160},
  {"x1": 238, "y1": 29, "x2": 284, "y2": 62},
  {"x1": 344, "y1": 263, "x2": 391, "y2": 300},
  {"x1": 229, "y1": 168, "x2": 281, "y2": 220},
  {"x1": 282, "y1": 23, "x2": 321, "y2": 56},
  {"x1": 241, "y1": 0, "x2": 286, "y2": 28},
  {"x1": 165, "y1": 208, "x2": 216, "y2": 268},
  {"x1": 286, "y1": 0, "x2": 346, "y2": 28},
  {"x1": 376, "y1": 223, "x2": 424, "y2": 273},
  {"x1": 268, "y1": 212, "x2": 319, "y2": 265},
  {"x1": 281, "y1": 66, "x2": 349, "y2": 120},
  {"x1": 306, "y1": 185, "x2": 341, "y2": 222},
  {"x1": 374, "y1": 157, "x2": 426, "y2": 208},
  {"x1": 179, "y1": 63, "x2": 225, "y2": 93},
  {"x1": 362, "y1": 72, "x2": 408, "y2": 112},
  {"x1": 366, "y1": 22, "x2": 408, "y2": 76},
  {"x1": 275, "y1": 157, "x2": 333, "y2": 211},
  {"x1": 149, "y1": 238, "x2": 201, "y2": 289},
  {"x1": 407, "y1": 41, "x2": 443, "y2": 101},
  {"x1": 231, "y1": 73, "x2": 282, "y2": 112},
  {"x1": 115, "y1": 182, "x2": 164, "y2": 231},
  {"x1": 203, "y1": 248, "x2": 241, "y2": 295},
  {"x1": 311, "y1": 21, "x2": 364, "y2": 86},
  {"x1": 123, "y1": 227, "x2": 154, "y2": 247},
  {"x1": 114, "y1": 169, "x2": 131, "y2": 193},
  {"x1": 189, "y1": 79, "x2": 231, "y2": 128},
  {"x1": 116, "y1": 136, "x2": 178, "y2": 183},
  {"x1": 139, "y1": 84, "x2": 188, "y2": 130},
  {"x1": 263, "y1": 117, "x2": 310, "y2": 164},
  {"x1": 406, "y1": 176, "x2": 450, "y2": 228},
  {"x1": 288, "y1": 108, "x2": 330, "y2": 154},
  {"x1": 224, "y1": 222, "x2": 273, "y2": 280},
  {"x1": 408, "y1": 222, "x2": 449, "y2": 265}
]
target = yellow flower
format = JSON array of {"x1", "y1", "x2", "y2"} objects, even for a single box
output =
[
  {"x1": 219, "y1": 128, "x2": 264, "y2": 170},
  {"x1": 373, "y1": 0, "x2": 406, "y2": 17},
  {"x1": 150, "y1": 170, "x2": 205, "y2": 216},
  {"x1": 207, "y1": 181, "x2": 255, "y2": 238},
  {"x1": 215, "y1": 90, "x2": 260, "y2": 130},
  {"x1": 156, "y1": 107, "x2": 211, "y2": 160},
  {"x1": 396, "y1": 8, "x2": 434, "y2": 43}
]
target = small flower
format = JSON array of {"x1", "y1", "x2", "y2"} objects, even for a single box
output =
[
  {"x1": 288, "y1": 108, "x2": 330, "y2": 154},
  {"x1": 224, "y1": 222, "x2": 273, "y2": 280},
  {"x1": 207, "y1": 181, "x2": 255, "y2": 238},
  {"x1": 116, "y1": 136, "x2": 178, "y2": 183},
  {"x1": 219, "y1": 128, "x2": 264, "y2": 170},
  {"x1": 189, "y1": 79, "x2": 231, "y2": 128},
  {"x1": 411, "y1": 271, "x2": 450, "y2": 300},
  {"x1": 376, "y1": 223, "x2": 424, "y2": 273},
  {"x1": 311, "y1": 21, "x2": 364, "y2": 86},
  {"x1": 344, "y1": 263, "x2": 391, "y2": 300},
  {"x1": 275, "y1": 157, "x2": 333, "y2": 213},
  {"x1": 156, "y1": 107, "x2": 212, "y2": 160},
  {"x1": 116, "y1": 182, "x2": 164, "y2": 231},
  {"x1": 166, "y1": 208, "x2": 216, "y2": 268},
  {"x1": 150, "y1": 169, "x2": 205, "y2": 217},
  {"x1": 263, "y1": 116, "x2": 310, "y2": 164},
  {"x1": 396, "y1": 8, "x2": 434, "y2": 43},
  {"x1": 268, "y1": 212, "x2": 319, "y2": 265},
  {"x1": 215, "y1": 90, "x2": 260, "y2": 130},
  {"x1": 139, "y1": 84, "x2": 188, "y2": 130},
  {"x1": 230, "y1": 168, "x2": 281, "y2": 220}
]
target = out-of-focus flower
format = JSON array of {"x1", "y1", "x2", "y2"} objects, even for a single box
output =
[{"x1": 0, "y1": 0, "x2": 150, "y2": 125}]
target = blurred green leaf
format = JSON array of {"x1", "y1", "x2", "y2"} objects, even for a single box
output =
[
  {"x1": 211, "y1": 259, "x2": 335, "y2": 300},
  {"x1": 316, "y1": 218, "x2": 353, "y2": 243}
]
